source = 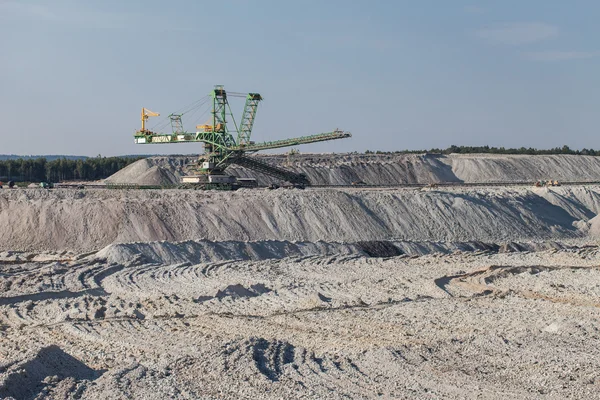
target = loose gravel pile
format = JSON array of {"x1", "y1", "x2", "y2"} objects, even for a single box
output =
[
  {"x1": 104, "y1": 156, "x2": 195, "y2": 185},
  {"x1": 105, "y1": 153, "x2": 600, "y2": 186},
  {"x1": 1, "y1": 186, "x2": 600, "y2": 252}
]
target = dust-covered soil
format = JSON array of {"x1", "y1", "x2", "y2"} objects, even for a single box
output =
[{"x1": 2, "y1": 245, "x2": 600, "y2": 399}]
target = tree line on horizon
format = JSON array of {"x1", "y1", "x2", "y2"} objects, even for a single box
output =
[
  {"x1": 364, "y1": 145, "x2": 600, "y2": 156},
  {"x1": 0, "y1": 145, "x2": 598, "y2": 182},
  {"x1": 0, "y1": 155, "x2": 88, "y2": 161},
  {"x1": 0, "y1": 156, "x2": 144, "y2": 182}
]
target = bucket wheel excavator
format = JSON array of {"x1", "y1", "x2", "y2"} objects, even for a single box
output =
[{"x1": 134, "y1": 85, "x2": 351, "y2": 188}]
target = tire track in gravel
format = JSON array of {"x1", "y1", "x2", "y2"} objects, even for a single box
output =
[
  {"x1": 0, "y1": 264, "x2": 124, "y2": 306},
  {"x1": 215, "y1": 337, "x2": 380, "y2": 395},
  {"x1": 436, "y1": 264, "x2": 600, "y2": 307},
  {"x1": 0, "y1": 288, "x2": 107, "y2": 306}
]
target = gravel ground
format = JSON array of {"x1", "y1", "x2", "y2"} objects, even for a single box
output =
[
  {"x1": 2, "y1": 177, "x2": 600, "y2": 398},
  {"x1": 2, "y1": 246, "x2": 600, "y2": 399}
]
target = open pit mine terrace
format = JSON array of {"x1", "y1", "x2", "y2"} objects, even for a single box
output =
[{"x1": 2, "y1": 153, "x2": 600, "y2": 399}]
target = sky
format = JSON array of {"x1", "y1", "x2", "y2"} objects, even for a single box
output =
[{"x1": 0, "y1": 0, "x2": 598, "y2": 156}]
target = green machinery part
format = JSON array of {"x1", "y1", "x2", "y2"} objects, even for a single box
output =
[{"x1": 134, "y1": 85, "x2": 351, "y2": 184}]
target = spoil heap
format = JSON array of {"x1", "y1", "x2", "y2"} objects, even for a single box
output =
[
  {"x1": 105, "y1": 156, "x2": 194, "y2": 185},
  {"x1": 107, "y1": 153, "x2": 600, "y2": 186},
  {"x1": 1, "y1": 186, "x2": 599, "y2": 252}
]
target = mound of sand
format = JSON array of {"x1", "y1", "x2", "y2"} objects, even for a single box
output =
[
  {"x1": 94, "y1": 240, "x2": 359, "y2": 264},
  {"x1": 449, "y1": 153, "x2": 600, "y2": 183},
  {"x1": 93, "y1": 239, "x2": 577, "y2": 265},
  {"x1": 107, "y1": 153, "x2": 600, "y2": 186},
  {"x1": 227, "y1": 153, "x2": 460, "y2": 185},
  {"x1": 2, "y1": 186, "x2": 600, "y2": 252},
  {"x1": 105, "y1": 156, "x2": 194, "y2": 185}
]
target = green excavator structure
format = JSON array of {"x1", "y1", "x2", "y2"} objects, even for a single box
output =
[{"x1": 134, "y1": 85, "x2": 351, "y2": 188}]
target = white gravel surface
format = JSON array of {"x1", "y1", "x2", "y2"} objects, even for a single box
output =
[
  {"x1": 2, "y1": 170, "x2": 600, "y2": 398},
  {"x1": 2, "y1": 246, "x2": 600, "y2": 399}
]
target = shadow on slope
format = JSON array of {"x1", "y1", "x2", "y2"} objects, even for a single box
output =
[{"x1": 0, "y1": 345, "x2": 104, "y2": 400}]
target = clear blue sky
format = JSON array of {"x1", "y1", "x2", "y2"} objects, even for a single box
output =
[{"x1": 1, "y1": 0, "x2": 598, "y2": 156}]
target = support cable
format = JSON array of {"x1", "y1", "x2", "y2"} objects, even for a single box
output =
[{"x1": 148, "y1": 95, "x2": 211, "y2": 132}]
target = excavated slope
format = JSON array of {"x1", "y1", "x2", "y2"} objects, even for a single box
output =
[
  {"x1": 1, "y1": 186, "x2": 599, "y2": 252},
  {"x1": 94, "y1": 239, "x2": 575, "y2": 265},
  {"x1": 448, "y1": 153, "x2": 600, "y2": 183},
  {"x1": 105, "y1": 153, "x2": 600, "y2": 186},
  {"x1": 228, "y1": 153, "x2": 459, "y2": 185},
  {"x1": 238, "y1": 153, "x2": 600, "y2": 184}
]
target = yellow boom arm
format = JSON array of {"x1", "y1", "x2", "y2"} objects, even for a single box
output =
[{"x1": 141, "y1": 108, "x2": 160, "y2": 132}]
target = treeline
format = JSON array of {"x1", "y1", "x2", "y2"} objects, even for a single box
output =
[
  {"x1": 0, "y1": 155, "x2": 88, "y2": 161},
  {"x1": 0, "y1": 156, "x2": 144, "y2": 182},
  {"x1": 364, "y1": 145, "x2": 600, "y2": 156}
]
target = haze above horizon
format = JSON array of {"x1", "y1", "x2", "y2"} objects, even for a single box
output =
[{"x1": 1, "y1": 0, "x2": 598, "y2": 156}]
